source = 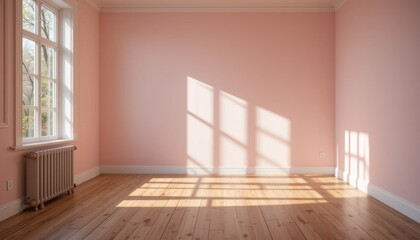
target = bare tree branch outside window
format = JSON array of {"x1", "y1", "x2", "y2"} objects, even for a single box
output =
[{"x1": 22, "y1": 0, "x2": 57, "y2": 138}]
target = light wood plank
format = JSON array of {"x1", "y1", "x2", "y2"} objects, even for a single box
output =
[
  {"x1": 234, "y1": 176, "x2": 273, "y2": 240},
  {"x1": 0, "y1": 174, "x2": 418, "y2": 240}
]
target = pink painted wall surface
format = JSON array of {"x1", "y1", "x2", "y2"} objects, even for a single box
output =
[
  {"x1": 74, "y1": 0, "x2": 100, "y2": 174},
  {"x1": 0, "y1": 0, "x2": 100, "y2": 206},
  {"x1": 336, "y1": 0, "x2": 420, "y2": 205},
  {"x1": 100, "y1": 12, "x2": 335, "y2": 169}
]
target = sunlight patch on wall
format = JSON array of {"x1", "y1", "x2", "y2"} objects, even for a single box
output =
[
  {"x1": 344, "y1": 131, "x2": 349, "y2": 176},
  {"x1": 344, "y1": 131, "x2": 370, "y2": 187},
  {"x1": 187, "y1": 77, "x2": 214, "y2": 169},
  {"x1": 256, "y1": 107, "x2": 291, "y2": 167},
  {"x1": 219, "y1": 91, "x2": 248, "y2": 168},
  {"x1": 257, "y1": 107, "x2": 290, "y2": 141},
  {"x1": 358, "y1": 132, "x2": 370, "y2": 182},
  {"x1": 187, "y1": 77, "x2": 214, "y2": 124},
  {"x1": 219, "y1": 91, "x2": 247, "y2": 144},
  {"x1": 186, "y1": 76, "x2": 292, "y2": 171},
  {"x1": 187, "y1": 114, "x2": 213, "y2": 168},
  {"x1": 350, "y1": 131, "x2": 358, "y2": 178},
  {"x1": 220, "y1": 136, "x2": 247, "y2": 168}
]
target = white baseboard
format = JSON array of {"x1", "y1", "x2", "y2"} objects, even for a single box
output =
[
  {"x1": 0, "y1": 197, "x2": 26, "y2": 222},
  {"x1": 0, "y1": 166, "x2": 101, "y2": 222},
  {"x1": 101, "y1": 165, "x2": 186, "y2": 174},
  {"x1": 100, "y1": 165, "x2": 335, "y2": 175},
  {"x1": 335, "y1": 168, "x2": 420, "y2": 223},
  {"x1": 335, "y1": 168, "x2": 369, "y2": 193},
  {"x1": 367, "y1": 184, "x2": 420, "y2": 223},
  {"x1": 74, "y1": 167, "x2": 101, "y2": 185}
]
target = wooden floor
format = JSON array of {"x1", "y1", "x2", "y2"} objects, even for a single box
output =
[{"x1": 0, "y1": 175, "x2": 419, "y2": 240}]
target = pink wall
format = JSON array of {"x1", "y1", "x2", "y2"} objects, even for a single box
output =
[
  {"x1": 100, "y1": 12, "x2": 335, "y2": 169},
  {"x1": 75, "y1": 0, "x2": 100, "y2": 174},
  {"x1": 336, "y1": 0, "x2": 420, "y2": 205},
  {"x1": 0, "y1": 0, "x2": 100, "y2": 206}
]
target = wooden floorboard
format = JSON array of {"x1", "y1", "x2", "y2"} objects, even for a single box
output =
[{"x1": 0, "y1": 174, "x2": 419, "y2": 240}]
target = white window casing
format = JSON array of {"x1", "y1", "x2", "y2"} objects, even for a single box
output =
[{"x1": 14, "y1": 0, "x2": 78, "y2": 150}]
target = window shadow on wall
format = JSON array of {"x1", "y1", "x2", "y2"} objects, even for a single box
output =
[
  {"x1": 187, "y1": 76, "x2": 291, "y2": 174},
  {"x1": 340, "y1": 130, "x2": 370, "y2": 191}
]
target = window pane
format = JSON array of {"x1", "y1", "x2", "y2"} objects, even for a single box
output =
[
  {"x1": 41, "y1": 79, "x2": 55, "y2": 107},
  {"x1": 23, "y1": 38, "x2": 37, "y2": 74},
  {"x1": 22, "y1": 0, "x2": 37, "y2": 33},
  {"x1": 41, "y1": 6, "x2": 56, "y2": 42},
  {"x1": 23, "y1": 75, "x2": 37, "y2": 106},
  {"x1": 41, "y1": 109, "x2": 55, "y2": 136},
  {"x1": 41, "y1": 45, "x2": 56, "y2": 78},
  {"x1": 23, "y1": 108, "x2": 36, "y2": 138}
]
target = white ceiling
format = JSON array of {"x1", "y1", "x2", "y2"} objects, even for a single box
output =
[{"x1": 88, "y1": 0, "x2": 347, "y2": 12}]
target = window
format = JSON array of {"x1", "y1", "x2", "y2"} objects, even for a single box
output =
[
  {"x1": 15, "y1": 0, "x2": 78, "y2": 149},
  {"x1": 22, "y1": 0, "x2": 58, "y2": 140}
]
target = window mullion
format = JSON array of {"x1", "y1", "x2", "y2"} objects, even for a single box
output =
[
  {"x1": 41, "y1": 38, "x2": 58, "y2": 48},
  {"x1": 22, "y1": 72, "x2": 38, "y2": 79},
  {"x1": 22, "y1": 31, "x2": 39, "y2": 42}
]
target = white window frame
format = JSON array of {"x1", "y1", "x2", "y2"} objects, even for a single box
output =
[
  {"x1": 22, "y1": 1, "x2": 59, "y2": 143},
  {"x1": 14, "y1": 0, "x2": 78, "y2": 150},
  {"x1": 0, "y1": 0, "x2": 9, "y2": 128}
]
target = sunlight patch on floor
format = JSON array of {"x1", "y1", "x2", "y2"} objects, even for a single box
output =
[{"x1": 119, "y1": 176, "x2": 367, "y2": 208}]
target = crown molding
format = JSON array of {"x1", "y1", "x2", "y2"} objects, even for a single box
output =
[
  {"x1": 98, "y1": 1, "x2": 339, "y2": 13},
  {"x1": 86, "y1": 0, "x2": 102, "y2": 11},
  {"x1": 100, "y1": 5, "x2": 335, "y2": 13},
  {"x1": 91, "y1": 0, "x2": 348, "y2": 13}
]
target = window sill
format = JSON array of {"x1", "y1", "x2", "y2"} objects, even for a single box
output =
[{"x1": 11, "y1": 139, "x2": 75, "y2": 151}]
